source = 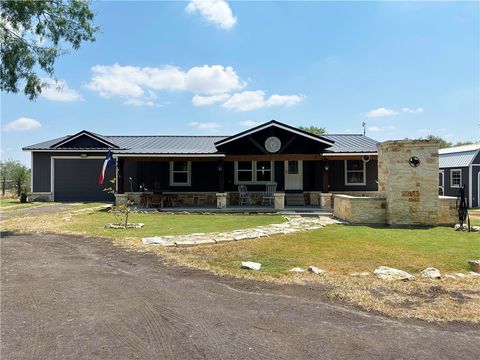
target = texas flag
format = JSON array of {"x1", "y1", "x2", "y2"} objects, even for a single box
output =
[{"x1": 98, "y1": 151, "x2": 115, "y2": 185}]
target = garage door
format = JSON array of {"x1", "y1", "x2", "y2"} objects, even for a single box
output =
[{"x1": 54, "y1": 159, "x2": 115, "y2": 202}]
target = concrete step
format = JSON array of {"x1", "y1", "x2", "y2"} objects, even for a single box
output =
[{"x1": 285, "y1": 193, "x2": 305, "y2": 206}]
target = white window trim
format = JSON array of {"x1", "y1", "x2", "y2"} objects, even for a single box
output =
[
  {"x1": 344, "y1": 160, "x2": 366, "y2": 186},
  {"x1": 169, "y1": 161, "x2": 191, "y2": 186},
  {"x1": 439, "y1": 170, "x2": 444, "y2": 196},
  {"x1": 234, "y1": 161, "x2": 275, "y2": 185},
  {"x1": 450, "y1": 168, "x2": 462, "y2": 188}
]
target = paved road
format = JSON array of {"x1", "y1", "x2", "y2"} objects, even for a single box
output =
[{"x1": 1, "y1": 232, "x2": 479, "y2": 360}]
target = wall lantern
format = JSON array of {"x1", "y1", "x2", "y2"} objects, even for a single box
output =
[
  {"x1": 323, "y1": 161, "x2": 330, "y2": 172},
  {"x1": 217, "y1": 161, "x2": 224, "y2": 172},
  {"x1": 80, "y1": 153, "x2": 88, "y2": 158}
]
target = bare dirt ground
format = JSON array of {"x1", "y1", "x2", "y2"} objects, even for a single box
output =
[{"x1": 1, "y1": 232, "x2": 479, "y2": 360}]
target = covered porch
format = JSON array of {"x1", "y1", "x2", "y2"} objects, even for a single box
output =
[{"x1": 113, "y1": 153, "x2": 379, "y2": 210}]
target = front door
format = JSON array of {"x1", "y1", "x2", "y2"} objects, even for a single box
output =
[{"x1": 284, "y1": 160, "x2": 303, "y2": 190}]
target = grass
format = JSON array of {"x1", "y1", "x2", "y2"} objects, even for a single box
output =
[
  {"x1": 0, "y1": 198, "x2": 42, "y2": 211},
  {"x1": 3, "y1": 206, "x2": 479, "y2": 323}
]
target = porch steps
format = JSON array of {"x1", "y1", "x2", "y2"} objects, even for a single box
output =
[{"x1": 285, "y1": 193, "x2": 305, "y2": 206}]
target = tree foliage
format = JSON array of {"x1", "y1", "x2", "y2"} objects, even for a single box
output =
[
  {"x1": 0, "y1": 159, "x2": 30, "y2": 196},
  {"x1": 420, "y1": 135, "x2": 476, "y2": 149},
  {"x1": 0, "y1": 0, "x2": 97, "y2": 99},
  {"x1": 298, "y1": 125, "x2": 326, "y2": 136}
]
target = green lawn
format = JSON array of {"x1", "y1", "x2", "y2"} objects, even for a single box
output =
[
  {"x1": 0, "y1": 198, "x2": 41, "y2": 211},
  {"x1": 170, "y1": 224, "x2": 480, "y2": 276},
  {"x1": 64, "y1": 211, "x2": 284, "y2": 239}
]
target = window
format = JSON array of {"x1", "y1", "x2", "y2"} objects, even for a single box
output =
[
  {"x1": 345, "y1": 160, "x2": 366, "y2": 185},
  {"x1": 450, "y1": 169, "x2": 462, "y2": 188},
  {"x1": 170, "y1": 161, "x2": 191, "y2": 186},
  {"x1": 235, "y1": 161, "x2": 274, "y2": 184},
  {"x1": 287, "y1": 160, "x2": 299, "y2": 174}
]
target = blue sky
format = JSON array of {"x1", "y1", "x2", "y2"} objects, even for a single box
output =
[{"x1": 1, "y1": 0, "x2": 479, "y2": 165}]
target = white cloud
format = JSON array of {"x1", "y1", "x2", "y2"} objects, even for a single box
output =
[
  {"x1": 222, "y1": 91, "x2": 304, "y2": 111},
  {"x1": 222, "y1": 90, "x2": 266, "y2": 111},
  {"x1": 366, "y1": 108, "x2": 398, "y2": 118},
  {"x1": 266, "y1": 94, "x2": 304, "y2": 107},
  {"x1": 192, "y1": 94, "x2": 231, "y2": 106},
  {"x1": 368, "y1": 125, "x2": 395, "y2": 133},
  {"x1": 3, "y1": 117, "x2": 41, "y2": 132},
  {"x1": 186, "y1": 0, "x2": 237, "y2": 30},
  {"x1": 402, "y1": 107, "x2": 424, "y2": 113},
  {"x1": 189, "y1": 121, "x2": 222, "y2": 131},
  {"x1": 240, "y1": 120, "x2": 259, "y2": 127},
  {"x1": 41, "y1": 79, "x2": 83, "y2": 102},
  {"x1": 85, "y1": 63, "x2": 244, "y2": 106}
]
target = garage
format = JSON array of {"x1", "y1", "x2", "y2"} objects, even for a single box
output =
[{"x1": 53, "y1": 158, "x2": 115, "y2": 202}]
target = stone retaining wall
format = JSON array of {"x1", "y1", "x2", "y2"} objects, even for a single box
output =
[{"x1": 334, "y1": 194, "x2": 387, "y2": 224}]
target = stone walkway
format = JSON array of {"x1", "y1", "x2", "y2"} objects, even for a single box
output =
[{"x1": 142, "y1": 215, "x2": 340, "y2": 247}]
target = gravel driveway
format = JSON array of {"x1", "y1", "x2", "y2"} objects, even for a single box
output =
[{"x1": 1, "y1": 232, "x2": 479, "y2": 359}]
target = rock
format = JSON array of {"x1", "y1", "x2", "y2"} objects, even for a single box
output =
[
  {"x1": 241, "y1": 261, "x2": 262, "y2": 271},
  {"x1": 289, "y1": 267, "x2": 305, "y2": 273},
  {"x1": 308, "y1": 266, "x2": 325, "y2": 275},
  {"x1": 142, "y1": 237, "x2": 175, "y2": 246},
  {"x1": 468, "y1": 271, "x2": 480, "y2": 277},
  {"x1": 176, "y1": 239, "x2": 216, "y2": 247},
  {"x1": 468, "y1": 260, "x2": 480, "y2": 273},
  {"x1": 350, "y1": 272, "x2": 370, "y2": 277},
  {"x1": 373, "y1": 266, "x2": 415, "y2": 281},
  {"x1": 454, "y1": 273, "x2": 466, "y2": 278},
  {"x1": 444, "y1": 274, "x2": 457, "y2": 279},
  {"x1": 420, "y1": 267, "x2": 441, "y2": 279}
]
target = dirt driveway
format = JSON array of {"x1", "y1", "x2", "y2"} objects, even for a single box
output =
[{"x1": 1, "y1": 232, "x2": 479, "y2": 360}]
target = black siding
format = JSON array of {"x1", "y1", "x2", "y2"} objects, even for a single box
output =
[{"x1": 328, "y1": 160, "x2": 378, "y2": 192}]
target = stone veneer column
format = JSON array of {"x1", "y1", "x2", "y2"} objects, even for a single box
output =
[{"x1": 377, "y1": 140, "x2": 439, "y2": 225}]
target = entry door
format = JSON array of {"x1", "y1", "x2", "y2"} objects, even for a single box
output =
[{"x1": 284, "y1": 160, "x2": 303, "y2": 190}]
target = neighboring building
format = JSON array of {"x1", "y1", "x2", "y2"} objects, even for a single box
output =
[
  {"x1": 23, "y1": 120, "x2": 379, "y2": 205},
  {"x1": 439, "y1": 144, "x2": 480, "y2": 208}
]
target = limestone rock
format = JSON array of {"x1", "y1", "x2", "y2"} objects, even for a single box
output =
[
  {"x1": 289, "y1": 267, "x2": 305, "y2": 273},
  {"x1": 373, "y1": 266, "x2": 415, "y2": 281},
  {"x1": 420, "y1": 267, "x2": 441, "y2": 279},
  {"x1": 468, "y1": 260, "x2": 480, "y2": 273},
  {"x1": 241, "y1": 261, "x2": 262, "y2": 271},
  {"x1": 454, "y1": 273, "x2": 466, "y2": 278},
  {"x1": 468, "y1": 271, "x2": 480, "y2": 277},
  {"x1": 308, "y1": 266, "x2": 325, "y2": 275}
]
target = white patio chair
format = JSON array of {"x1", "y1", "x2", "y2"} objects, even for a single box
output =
[
  {"x1": 262, "y1": 183, "x2": 277, "y2": 206},
  {"x1": 238, "y1": 185, "x2": 250, "y2": 205}
]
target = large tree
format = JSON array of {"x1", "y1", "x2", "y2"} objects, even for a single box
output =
[
  {"x1": 0, "y1": 160, "x2": 30, "y2": 196},
  {"x1": 0, "y1": 0, "x2": 97, "y2": 99},
  {"x1": 298, "y1": 125, "x2": 326, "y2": 136}
]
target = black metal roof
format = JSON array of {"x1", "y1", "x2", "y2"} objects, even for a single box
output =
[{"x1": 23, "y1": 121, "x2": 379, "y2": 154}]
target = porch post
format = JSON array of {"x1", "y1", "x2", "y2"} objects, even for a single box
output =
[
  {"x1": 322, "y1": 169, "x2": 329, "y2": 193},
  {"x1": 118, "y1": 158, "x2": 124, "y2": 194},
  {"x1": 218, "y1": 160, "x2": 225, "y2": 193}
]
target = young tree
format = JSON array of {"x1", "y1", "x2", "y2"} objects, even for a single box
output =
[
  {"x1": 0, "y1": 160, "x2": 30, "y2": 196},
  {"x1": 0, "y1": 0, "x2": 98, "y2": 99},
  {"x1": 298, "y1": 125, "x2": 326, "y2": 136}
]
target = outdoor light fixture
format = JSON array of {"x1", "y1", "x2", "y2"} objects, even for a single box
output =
[
  {"x1": 323, "y1": 162, "x2": 330, "y2": 171},
  {"x1": 80, "y1": 153, "x2": 88, "y2": 158},
  {"x1": 217, "y1": 162, "x2": 224, "y2": 172}
]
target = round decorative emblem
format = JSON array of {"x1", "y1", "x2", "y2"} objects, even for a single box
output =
[
  {"x1": 265, "y1": 136, "x2": 281, "y2": 153},
  {"x1": 409, "y1": 156, "x2": 421, "y2": 167}
]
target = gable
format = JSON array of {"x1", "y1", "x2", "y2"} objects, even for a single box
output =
[
  {"x1": 51, "y1": 131, "x2": 118, "y2": 149},
  {"x1": 215, "y1": 120, "x2": 334, "y2": 155}
]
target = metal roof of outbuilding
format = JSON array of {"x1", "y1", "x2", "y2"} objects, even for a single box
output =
[{"x1": 439, "y1": 150, "x2": 479, "y2": 168}]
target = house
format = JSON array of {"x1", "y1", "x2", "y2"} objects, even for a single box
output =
[
  {"x1": 23, "y1": 120, "x2": 379, "y2": 206},
  {"x1": 439, "y1": 144, "x2": 480, "y2": 208}
]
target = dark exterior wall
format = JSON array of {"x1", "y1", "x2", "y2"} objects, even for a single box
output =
[
  {"x1": 327, "y1": 159, "x2": 378, "y2": 192},
  {"x1": 58, "y1": 135, "x2": 109, "y2": 148},
  {"x1": 472, "y1": 167, "x2": 479, "y2": 208},
  {"x1": 124, "y1": 160, "x2": 220, "y2": 192},
  {"x1": 32, "y1": 151, "x2": 108, "y2": 192},
  {"x1": 442, "y1": 167, "x2": 469, "y2": 200}
]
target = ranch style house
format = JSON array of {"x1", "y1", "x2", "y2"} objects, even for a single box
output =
[{"x1": 23, "y1": 120, "x2": 380, "y2": 207}]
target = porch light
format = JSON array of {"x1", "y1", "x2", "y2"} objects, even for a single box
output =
[
  {"x1": 323, "y1": 162, "x2": 330, "y2": 172},
  {"x1": 80, "y1": 153, "x2": 88, "y2": 158},
  {"x1": 217, "y1": 162, "x2": 224, "y2": 172}
]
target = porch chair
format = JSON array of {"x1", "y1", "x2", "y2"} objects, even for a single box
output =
[
  {"x1": 238, "y1": 185, "x2": 250, "y2": 205},
  {"x1": 262, "y1": 183, "x2": 277, "y2": 206}
]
